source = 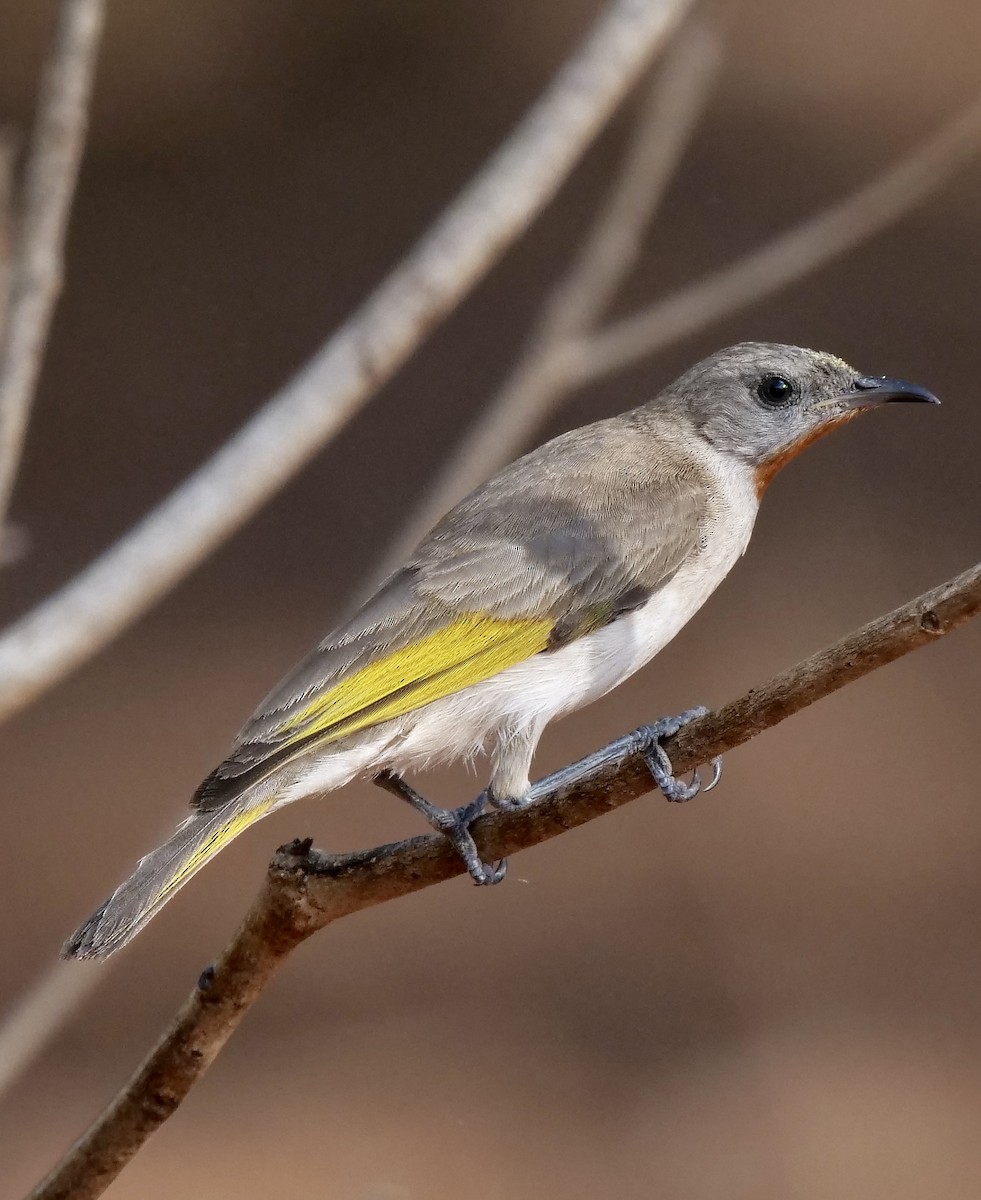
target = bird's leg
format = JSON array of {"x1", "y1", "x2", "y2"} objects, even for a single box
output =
[
  {"x1": 485, "y1": 720, "x2": 543, "y2": 813},
  {"x1": 632, "y1": 706, "x2": 723, "y2": 803},
  {"x1": 373, "y1": 770, "x2": 506, "y2": 886}
]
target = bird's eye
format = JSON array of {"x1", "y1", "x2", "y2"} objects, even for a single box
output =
[{"x1": 757, "y1": 374, "x2": 795, "y2": 406}]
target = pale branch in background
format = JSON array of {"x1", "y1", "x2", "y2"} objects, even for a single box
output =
[
  {"x1": 376, "y1": 95, "x2": 981, "y2": 589},
  {"x1": 571, "y1": 95, "x2": 981, "y2": 385},
  {"x1": 0, "y1": 0, "x2": 694, "y2": 1112},
  {"x1": 371, "y1": 20, "x2": 721, "y2": 583},
  {"x1": 0, "y1": 2, "x2": 108, "y2": 1109},
  {"x1": 1, "y1": 33, "x2": 977, "y2": 732},
  {"x1": 28, "y1": 558, "x2": 981, "y2": 1200},
  {"x1": 0, "y1": 0, "x2": 106, "y2": 537},
  {"x1": 0, "y1": 961, "x2": 108, "y2": 1100},
  {"x1": 0, "y1": 0, "x2": 695, "y2": 724}
]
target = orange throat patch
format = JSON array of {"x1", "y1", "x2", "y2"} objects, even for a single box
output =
[{"x1": 753, "y1": 411, "x2": 859, "y2": 498}]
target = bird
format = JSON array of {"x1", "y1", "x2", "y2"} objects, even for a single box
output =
[{"x1": 64, "y1": 342, "x2": 938, "y2": 959}]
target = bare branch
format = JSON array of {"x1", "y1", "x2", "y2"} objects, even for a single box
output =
[
  {"x1": 0, "y1": 0, "x2": 106, "y2": 536},
  {"x1": 571, "y1": 95, "x2": 981, "y2": 385},
  {"x1": 371, "y1": 22, "x2": 720, "y2": 584},
  {"x1": 0, "y1": 961, "x2": 109, "y2": 1099},
  {"x1": 0, "y1": 0, "x2": 695, "y2": 726},
  {"x1": 30, "y1": 558, "x2": 981, "y2": 1200}
]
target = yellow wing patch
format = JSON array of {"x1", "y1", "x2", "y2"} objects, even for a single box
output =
[{"x1": 276, "y1": 612, "x2": 553, "y2": 748}]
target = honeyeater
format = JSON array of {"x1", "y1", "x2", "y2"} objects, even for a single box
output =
[{"x1": 64, "y1": 342, "x2": 938, "y2": 959}]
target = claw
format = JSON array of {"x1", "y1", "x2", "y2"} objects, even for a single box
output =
[
  {"x1": 633, "y1": 707, "x2": 721, "y2": 805},
  {"x1": 475, "y1": 858, "x2": 508, "y2": 886},
  {"x1": 704, "y1": 756, "x2": 723, "y2": 793}
]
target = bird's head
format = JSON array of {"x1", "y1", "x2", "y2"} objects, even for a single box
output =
[{"x1": 666, "y1": 342, "x2": 939, "y2": 496}]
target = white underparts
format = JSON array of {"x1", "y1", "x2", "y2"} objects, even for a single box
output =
[{"x1": 282, "y1": 450, "x2": 760, "y2": 810}]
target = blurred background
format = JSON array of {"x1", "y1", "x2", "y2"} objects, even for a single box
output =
[{"x1": 2, "y1": 1, "x2": 981, "y2": 1197}]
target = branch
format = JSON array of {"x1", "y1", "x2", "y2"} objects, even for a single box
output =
[
  {"x1": 370, "y1": 21, "x2": 720, "y2": 585},
  {"x1": 0, "y1": 0, "x2": 694, "y2": 725},
  {"x1": 30, "y1": 558, "x2": 981, "y2": 1200},
  {"x1": 0, "y1": 0, "x2": 106, "y2": 536},
  {"x1": 570, "y1": 95, "x2": 981, "y2": 385}
]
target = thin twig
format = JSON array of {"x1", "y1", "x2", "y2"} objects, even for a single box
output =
[
  {"x1": 571, "y1": 95, "x2": 981, "y2": 385},
  {"x1": 0, "y1": 0, "x2": 106, "y2": 536},
  {"x1": 371, "y1": 22, "x2": 720, "y2": 584},
  {"x1": 29, "y1": 558, "x2": 981, "y2": 1200},
  {"x1": 0, "y1": 0, "x2": 695, "y2": 726}
]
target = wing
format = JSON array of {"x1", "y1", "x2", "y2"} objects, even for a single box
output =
[
  {"x1": 194, "y1": 416, "x2": 709, "y2": 810},
  {"x1": 192, "y1": 573, "x2": 554, "y2": 809}
]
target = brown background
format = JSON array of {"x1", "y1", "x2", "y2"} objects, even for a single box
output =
[{"x1": 3, "y1": 2, "x2": 981, "y2": 1197}]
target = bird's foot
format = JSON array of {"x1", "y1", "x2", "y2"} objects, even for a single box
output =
[
  {"x1": 374, "y1": 770, "x2": 507, "y2": 886},
  {"x1": 632, "y1": 707, "x2": 722, "y2": 803}
]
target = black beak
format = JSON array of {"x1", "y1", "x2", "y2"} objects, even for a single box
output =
[{"x1": 838, "y1": 375, "x2": 941, "y2": 411}]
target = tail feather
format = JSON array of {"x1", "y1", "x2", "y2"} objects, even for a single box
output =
[{"x1": 63, "y1": 796, "x2": 275, "y2": 960}]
